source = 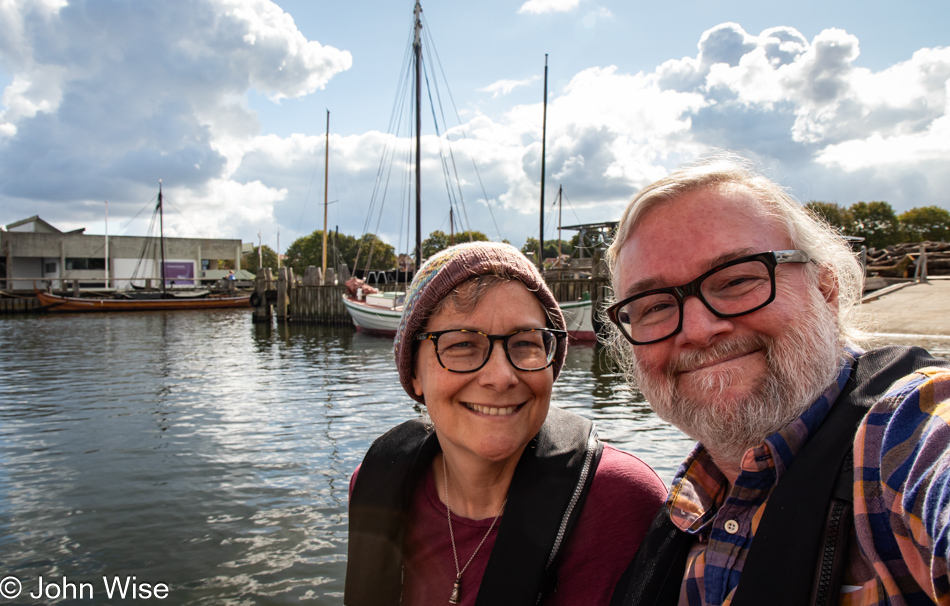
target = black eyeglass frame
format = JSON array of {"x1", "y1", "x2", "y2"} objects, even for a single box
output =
[
  {"x1": 416, "y1": 328, "x2": 568, "y2": 373},
  {"x1": 606, "y1": 250, "x2": 811, "y2": 346}
]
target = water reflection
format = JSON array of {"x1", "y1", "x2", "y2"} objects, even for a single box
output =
[{"x1": 0, "y1": 311, "x2": 946, "y2": 604}]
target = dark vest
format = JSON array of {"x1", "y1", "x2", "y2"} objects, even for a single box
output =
[
  {"x1": 345, "y1": 406, "x2": 604, "y2": 606},
  {"x1": 611, "y1": 345, "x2": 950, "y2": 606}
]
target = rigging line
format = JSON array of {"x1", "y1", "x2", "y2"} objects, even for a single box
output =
[
  {"x1": 130, "y1": 199, "x2": 162, "y2": 283},
  {"x1": 559, "y1": 189, "x2": 583, "y2": 225},
  {"x1": 422, "y1": 15, "x2": 502, "y2": 241},
  {"x1": 420, "y1": 35, "x2": 471, "y2": 236},
  {"x1": 356, "y1": 32, "x2": 413, "y2": 262},
  {"x1": 117, "y1": 193, "x2": 158, "y2": 234},
  {"x1": 161, "y1": 197, "x2": 211, "y2": 239},
  {"x1": 363, "y1": 97, "x2": 413, "y2": 274},
  {"x1": 420, "y1": 26, "x2": 468, "y2": 234},
  {"x1": 294, "y1": 128, "x2": 325, "y2": 240},
  {"x1": 424, "y1": 37, "x2": 475, "y2": 238}
]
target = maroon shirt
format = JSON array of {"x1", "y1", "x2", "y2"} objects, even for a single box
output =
[{"x1": 350, "y1": 444, "x2": 666, "y2": 605}]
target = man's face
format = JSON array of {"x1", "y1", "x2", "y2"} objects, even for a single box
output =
[{"x1": 613, "y1": 184, "x2": 841, "y2": 464}]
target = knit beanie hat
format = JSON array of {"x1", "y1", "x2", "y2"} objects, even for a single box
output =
[{"x1": 394, "y1": 241, "x2": 567, "y2": 404}]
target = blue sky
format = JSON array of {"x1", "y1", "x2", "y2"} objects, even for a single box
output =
[{"x1": 1, "y1": 0, "x2": 948, "y2": 255}]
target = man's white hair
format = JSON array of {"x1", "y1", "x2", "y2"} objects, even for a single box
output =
[{"x1": 604, "y1": 153, "x2": 866, "y2": 373}]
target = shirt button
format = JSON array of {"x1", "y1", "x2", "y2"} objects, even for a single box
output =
[{"x1": 724, "y1": 519, "x2": 740, "y2": 534}]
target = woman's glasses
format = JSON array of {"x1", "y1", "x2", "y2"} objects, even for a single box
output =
[{"x1": 417, "y1": 328, "x2": 567, "y2": 373}]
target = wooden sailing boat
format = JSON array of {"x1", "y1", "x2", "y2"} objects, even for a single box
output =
[
  {"x1": 37, "y1": 182, "x2": 251, "y2": 312},
  {"x1": 340, "y1": 1, "x2": 424, "y2": 335},
  {"x1": 341, "y1": 7, "x2": 593, "y2": 339}
]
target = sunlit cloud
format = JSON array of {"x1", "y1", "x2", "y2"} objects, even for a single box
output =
[{"x1": 517, "y1": 0, "x2": 580, "y2": 15}]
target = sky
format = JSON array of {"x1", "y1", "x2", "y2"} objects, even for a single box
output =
[{"x1": 0, "y1": 0, "x2": 948, "y2": 256}]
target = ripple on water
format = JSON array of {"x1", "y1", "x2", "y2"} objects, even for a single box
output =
[{"x1": 1, "y1": 311, "x2": 945, "y2": 603}]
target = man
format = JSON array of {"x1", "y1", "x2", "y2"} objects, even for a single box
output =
[{"x1": 605, "y1": 155, "x2": 950, "y2": 606}]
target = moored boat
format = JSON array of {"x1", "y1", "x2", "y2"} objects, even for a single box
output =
[
  {"x1": 36, "y1": 289, "x2": 250, "y2": 312},
  {"x1": 342, "y1": 290, "x2": 594, "y2": 340}
]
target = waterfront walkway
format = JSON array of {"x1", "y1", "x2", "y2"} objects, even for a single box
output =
[{"x1": 861, "y1": 277, "x2": 950, "y2": 336}]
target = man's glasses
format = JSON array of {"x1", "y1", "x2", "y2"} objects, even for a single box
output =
[
  {"x1": 417, "y1": 328, "x2": 567, "y2": 373},
  {"x1": 607, "y1": 250, "x2": 811, "y2": 345}
]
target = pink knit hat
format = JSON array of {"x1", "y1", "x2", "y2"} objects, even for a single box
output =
[{"x1": 394, "y1": 242, "x2": 567, "y2": 404}]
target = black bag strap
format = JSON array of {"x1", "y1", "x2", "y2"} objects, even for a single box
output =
[
  {"x1": 732, "y1": 345, "x2": 949, "y2": 606},
  {"x1": 609, "y1": 504, "x2": 693, "y2": 606},
  {"x1": 345, "y1": 407, "x2": 603, "y2": 606},
  {"x1": 476, "y1": 406, "x2": 603, "y2": 606},
  {"x1": 611, "y1": 346, "x2": 949, "y2": 606},
  {"x1": 345, "y1": 419, "x2": 440, "y2": 606}
]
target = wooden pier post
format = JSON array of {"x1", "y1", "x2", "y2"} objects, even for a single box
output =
[
  {"x1": 276, "y1": 267, "x2": 289, "y2": 321},
  {"x1": 252, "y1": 274, "x2": 271, "y2": 324}
]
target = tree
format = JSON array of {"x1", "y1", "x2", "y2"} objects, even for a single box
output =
[
  {"x1": 284, "y1": 230, "x2": 398, "y2": 275},
  {"x1": 520, "y1": 238, "x2": 573, "y2": 261},
  {"x1": 242, "y1": 245, "x2": 279, "y2": 273},
  {"x1": 847, "y1": 201, "x2": 901, "y2": 249},
  {"x1": 804, "y1": 201, "x2": 850, "y2": 232},
  {"x1": 421, "y1": 230, "x2": 489, "y2": 258},
  {"x1": 898, "y1": 206, "x2": 950, "y2": 242}
]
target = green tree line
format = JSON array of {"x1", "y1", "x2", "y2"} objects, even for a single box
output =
[
  {"x1": 805, "y1": 201, "x2": 950, "y2": 250},
  {"x1": 236, "y1": 227, "x2": 620, "y2": 276}
]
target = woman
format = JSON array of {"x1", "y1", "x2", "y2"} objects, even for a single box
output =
[{"x1": 345, "y1": 242, "x2": 665, "y2": 606}]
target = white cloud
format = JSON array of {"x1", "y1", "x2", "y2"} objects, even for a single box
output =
[
  {"x1": 581, "y1": 7, "x2": 613, "y2": 28},
  {"x1": 517, "y1": 0, "x2": 580, "y2": 16},
  {"x1": 1, "y1": 7, "x2": 948, "y2": 251},
  {"x1": 0, "y1": 0, "x2": 351, "y2": 244},
  {"x1": 479, "y1": 76, "x2": 540, "y2": 98}
]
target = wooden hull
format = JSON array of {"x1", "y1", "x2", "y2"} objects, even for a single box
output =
[
  {"x1": 37, "y1": 290, "x2": 251, "y2": 312},
  {"x1": 341, "y1": 294, "x2": 597, "y2": 341}
]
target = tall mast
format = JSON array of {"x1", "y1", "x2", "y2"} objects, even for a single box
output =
[
  {"x1": 539, "y1": 54, "x2": 548, "y2": 270},
  {"x1": 322, "y1": 109, "x2": 330, "y2": 278},
  {"x1": 104, "y1": 200, "x2": 109, "y2": 289},
  {"x1": 158, "y1": 180, "x2": 167, "y2": 294},
  {"x1": 413, "y1": 1, "x2": 423, "y2": 271},
  {"x1": 557, "y1": 185, "x2": 562, "y2": 260}
]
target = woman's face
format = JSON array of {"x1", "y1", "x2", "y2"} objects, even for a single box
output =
[{"x1": 412, "y1": 281, "x2": 554, "y2": 466}]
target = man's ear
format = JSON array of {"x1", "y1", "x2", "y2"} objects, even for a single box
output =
[{"x1": 818, "y1": 266, "x2": 839, "y2": 310}]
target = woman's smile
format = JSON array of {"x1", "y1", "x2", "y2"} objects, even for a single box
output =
[{"x1": 463, "y1": 402, "x2": 524, "y2": 417}]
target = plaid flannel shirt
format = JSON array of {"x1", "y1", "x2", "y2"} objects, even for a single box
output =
[{"x1": 666, "y1": 349, "x2": 950, "y2": 605}]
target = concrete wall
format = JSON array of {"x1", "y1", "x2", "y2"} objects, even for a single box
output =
[{"x1": 2, "y1": 231, "x2": 243, "y2": 288}]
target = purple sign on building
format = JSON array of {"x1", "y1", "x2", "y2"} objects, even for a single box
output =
[{"x1": 164, "y1": 262, "x2": 195, "y2": 286}]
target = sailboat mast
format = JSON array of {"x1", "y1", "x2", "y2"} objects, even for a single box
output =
[
  {"x1": 158, "y1": 180, "x2": 167, "y2": 294},
  {"x1": 323, "y1": 109, "x2": 330, "y2": 278},
  {"x1": 557, "y1": 185, "x2": 562, "y2": 260},
  {"x1": 539, "y1": 54, "x2": 548, "y2": 270},
  {"x1": 104, "y1": 200, "x2": 109, "y2": 289},
  {"x1": 413, "y1": 1, "x2": 423, "y2": 271}
]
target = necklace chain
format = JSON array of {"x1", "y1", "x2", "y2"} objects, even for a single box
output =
[{"x1": 442, "y1": 454, "x2": 507, "y2": 604}]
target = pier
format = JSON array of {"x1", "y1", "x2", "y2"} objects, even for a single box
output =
[
  {"x1": 861, "y1": 276, "x2": 950, "y2": 336},
  {"x1": 249, "y1": 263, "x2": 610, "y2": 327}
]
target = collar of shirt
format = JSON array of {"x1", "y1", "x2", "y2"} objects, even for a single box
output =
[{"x1": 666, "y1": 348, "x2": 860, "y2": 534}]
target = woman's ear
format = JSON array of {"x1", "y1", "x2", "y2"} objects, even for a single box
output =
[{"x1": 412, "y1": 374, "x2": 423, "y2": 397}]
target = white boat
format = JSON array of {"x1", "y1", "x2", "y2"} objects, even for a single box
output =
[
  {"x1": 343, "y1": 292, "x2": 595, "y2": 341},
  {"x1": 342, "y1": 294, "x2": 404, "y2": 336},
  {"x1": 559, "y1": 299, "x2": 596, "y2": 341}
]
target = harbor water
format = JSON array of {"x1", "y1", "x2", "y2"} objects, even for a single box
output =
[{"x1": 0, "y1": 310, "x2": 946, "y2": 604}]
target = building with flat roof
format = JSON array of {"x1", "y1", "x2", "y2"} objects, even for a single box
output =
[{"x1": 1, "y1": 216, "x2": 246, "y2": 291}]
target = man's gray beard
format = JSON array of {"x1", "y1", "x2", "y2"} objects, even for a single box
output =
[{"x1": 633, "y1": 290, "x2": 842, "y2": 468}]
